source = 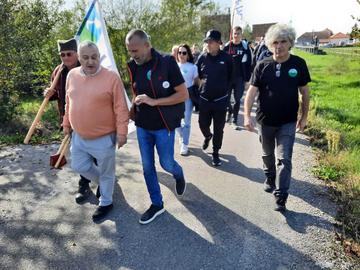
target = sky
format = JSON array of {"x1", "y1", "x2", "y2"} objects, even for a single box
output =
[
  {"x1": 65, "y1": 0, "x2": 359, "y2": 37},
  {"x1": 223, "y1": 0, "x2": 359, "y2": 36}
]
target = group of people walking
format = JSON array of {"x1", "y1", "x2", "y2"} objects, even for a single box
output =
[{"x1": 45, "y1": 23, "x2": 310, "y2": 223}]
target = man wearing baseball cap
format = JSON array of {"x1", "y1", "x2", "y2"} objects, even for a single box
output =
[{"x1": 196, "y1": 30, "x2": 233, "y2": 166}]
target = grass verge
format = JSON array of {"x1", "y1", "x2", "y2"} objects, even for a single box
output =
[
  {"x1": 0, "y1": 97, "x2": 62, "y2": 147},
  {"x1": 294, "y1": 48, "x2": 360, "y2": 256}
]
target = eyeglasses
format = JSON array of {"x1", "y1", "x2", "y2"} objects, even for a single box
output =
[
  {"x1": 60, "y1": 52, "x2": 74, "y2": 58},
  {"x1": 275, "y1": 63, "x2": 281, "y2": 77},
  {"x1": 178, "y1": 51, "x2": 187, "y2": 55}
]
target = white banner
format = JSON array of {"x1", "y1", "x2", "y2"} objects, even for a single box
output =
[{"x1": 231, "y1": 0, "x2": 245, "y2": 28}]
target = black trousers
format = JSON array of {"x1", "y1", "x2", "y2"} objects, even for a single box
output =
[
  {"x1": 227, "y1": 77, "x2": 245, "y2": 121},
  {"x1": 198, "y1": 99, "x2": 227, "y2": 152}
]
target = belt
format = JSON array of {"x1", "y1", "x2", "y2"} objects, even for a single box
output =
[{"x1": 200, "y1": 94, "x2": 228, "y2": 102}]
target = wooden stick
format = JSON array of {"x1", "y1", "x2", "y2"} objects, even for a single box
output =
[
  {"x1": 23, "y1": 65, "x2": 64, "y2": 144},
  {"x1": 56, "y1": 134, "x2": 70, "y2": 155},
  {"x1": 54, "y1": 136, "x2": 71, "y2": 169}
]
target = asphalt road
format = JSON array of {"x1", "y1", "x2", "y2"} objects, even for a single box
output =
[{"x1": 0, "y1": 112, "x2": 358, "y2": 269}]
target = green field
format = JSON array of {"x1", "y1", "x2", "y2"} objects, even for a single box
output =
[{"x1": 294, "y1": 48, "x2": 360, "y2": 243}]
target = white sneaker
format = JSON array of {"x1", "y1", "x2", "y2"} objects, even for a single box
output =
[{"x1": 180, "y1": 144, "x2": 188, "y2": 156}]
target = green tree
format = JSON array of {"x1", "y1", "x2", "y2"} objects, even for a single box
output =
[
  {"x1": 0, "y1": 0, "x2": 79, "y2": 125},
  {"x1": 0, "y1": 0, "x2": 18, "y2": 124},
  {"x1": 242, "y1": 23, "x2": 253, "y2": 41},
  {"x1": 350, "y1": 0, "x2": 360, "y2": 40}
]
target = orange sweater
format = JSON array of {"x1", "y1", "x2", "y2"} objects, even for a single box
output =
[{"x1": 62, "y1": 67, "x2": 129, "y2": 139}]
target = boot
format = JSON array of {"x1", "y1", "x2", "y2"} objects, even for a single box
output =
[{"x1": 75, "y1": 176, "x2": 91, "y2": 204}]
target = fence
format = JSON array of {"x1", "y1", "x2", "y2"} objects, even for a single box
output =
[
  {"x1": 296, "y1": 45, "x2": 360, "y2": 58},
  {"x1": 295, "y1": 45, "x2": 325, "y2": 55},
  {"x1": 322, "y1": 47, "x2": 360, "y2": 58}
]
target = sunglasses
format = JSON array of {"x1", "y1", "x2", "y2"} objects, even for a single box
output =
[
  {"x1": 178, "y1": 51, "x2": 187, "y2": 55},
  {"x1": 275, "y1": 63, "x2": 281, "y2": 77},
  {"x1": 60, "y1": 52, "x2": 74, "y2": 58}
]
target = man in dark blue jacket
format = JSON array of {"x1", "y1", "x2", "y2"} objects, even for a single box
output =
[
  {"x1": 223, "y1": 26, "x2": 252, "y2": 125},
  {"x1": 126, "y1": 29, "x2": 188, "y2": 225},
  {"x1": 196, "y1": 30, "x2": 233, "y2": 166}
]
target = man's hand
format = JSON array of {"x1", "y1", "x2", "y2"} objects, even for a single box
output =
[
  {"x1": 134, "y1": 94, "x2": 157, "y2": 107},
  {"x1": 43, "y1": 88, "x2": 55, "y2": 98},
  {"x1": 244, "y1": 115, "x2": 256, "y2": 132},
  {"x1": 296, "y1": 117, "x2": 307, "y2": 133},
  {"x1": 63, "y1": 126, "x2": 72, "y2": 136},
  {"x1": 117, "y1": 134, "x2": 127, "y2": 149}
]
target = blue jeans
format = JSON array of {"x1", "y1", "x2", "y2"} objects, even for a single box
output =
[
  {"x1": 176, "y1": 98, "x2": 193, "y2": 145},
  {"x1": 137, "y1": 127, "x2": 184, "y2": 206},
  {"x1": 257, "y1": 122, "x2": 296, "y2": 199}
]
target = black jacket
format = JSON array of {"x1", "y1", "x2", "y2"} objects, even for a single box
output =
[
  {"x1": 196, "y1": 50, "x2": 233, "y2": 102},
  {"x1": 127, "y1": 49, "x2": 185, "y2": 131},
  {"x1": 223, "y1": 40, "x2": 252, "y2": 82}
]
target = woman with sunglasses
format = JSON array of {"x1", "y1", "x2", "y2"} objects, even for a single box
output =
[{"x1": 176, "y1": 44, "x2": 200, "y2": 155}]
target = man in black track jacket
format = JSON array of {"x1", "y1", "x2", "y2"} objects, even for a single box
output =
[{"x1": 196, "y1": 29, "x2": 233, "y2": 166}]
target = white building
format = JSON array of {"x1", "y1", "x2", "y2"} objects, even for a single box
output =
[{"x1": 329, "y1": 32, "x2": 351, "y2": 46}]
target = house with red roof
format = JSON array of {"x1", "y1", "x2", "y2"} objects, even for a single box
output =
[
  {"x1": 329, "y1": 32, "x2": 351, "y2": 46},
  {"x1": 296, "y1": 28, "x2": 333, "y2": 46}
]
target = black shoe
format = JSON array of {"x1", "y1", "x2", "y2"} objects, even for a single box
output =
[
  {"x1": 92, "y1": 204, "x2": 113, "y2": 222},
  {"x1": 96, "y1": 185, "x2": 100, "y2": 199},
  {"x1": 75, "y1": 178, "x2": 91, "y2": 204},
  {"x1": 232, "y1": 118, "x2": 238, "y2": 126},
  {"x1": 212, "y1": 152, "x2": 222, "y2": 166},
  {"x1": 175, "y1": 177, "x2": 186, "y2": 196},
  {"x1": 263, "y1": 177, "x2": 276, "y2": 193},
  {"x1": 139, "y1": 204, "x2": 165, "y2": 225},
  {"x1": 202, "y1": 134, "x2": 213, "y2": 150},
  {"x1": 274, "y1": 197, "x2": 287, "y2": 212}
]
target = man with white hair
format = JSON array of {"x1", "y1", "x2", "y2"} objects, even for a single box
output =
[
  {"x1": 62, "y1": 41, "x2": 129, "y2": 221},
  {"x1": 244, "y1": 24, "x2": 311, "y2": 211},
  {"x1": 44, "y1": 38, "x2": 94, "y2": 204}
]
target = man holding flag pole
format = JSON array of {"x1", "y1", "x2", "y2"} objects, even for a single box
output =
[{"x1": 224, "y1": 0, "x2": 252, "y2": 126}]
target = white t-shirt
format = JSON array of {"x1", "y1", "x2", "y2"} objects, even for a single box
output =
[{"x1": 178, "y1": 62, "x2": 198, "y2": 88}]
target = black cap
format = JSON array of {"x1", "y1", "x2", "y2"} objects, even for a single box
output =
[
  {"x1": 203, "y1": 29, "x2": 222, "y2": 44},
  {"x1": 57, "y1": 38, "x2": 77, "y2": 52}
]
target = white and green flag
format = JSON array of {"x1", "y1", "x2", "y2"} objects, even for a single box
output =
[
  {"x1": 75, "y1": 0, "x2": 118, "y2": 73},
  {"x1": 75, "y1": 0, "x2": 134, "y2": 130}
]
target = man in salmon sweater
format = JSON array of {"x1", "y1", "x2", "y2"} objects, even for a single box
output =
[
  {"x1": 44, "y1": 38, "x2": 94, "y2": 204},
  {"x1": 62, "y1": 41, "x2": 129, "y2": 222}
]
